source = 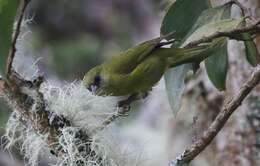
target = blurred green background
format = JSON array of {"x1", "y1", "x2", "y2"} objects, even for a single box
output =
[{"x1": 29, "y1": 0, "x2": 164, "y2": 80}]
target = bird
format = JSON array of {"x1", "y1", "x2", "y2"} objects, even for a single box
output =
[{"x1": 83, "y1": 34, "x2": 212, "y2": 98}]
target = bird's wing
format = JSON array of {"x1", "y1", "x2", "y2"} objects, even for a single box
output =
[
  {"x1": 127, "y1": 56, "x2": 166, "y2": 91},
  {"x1": 103, "y1": 31, "x2": 175, "y2": 74},
  {"x1": 104, "y1": 38, "x2": 161, "y2": 74},
  {"x1": 136, "y1": 31, "x2": 176, "y2": 63}
]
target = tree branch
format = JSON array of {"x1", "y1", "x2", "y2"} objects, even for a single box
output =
[
  {"x1": 1, "y1": 0, "x2": 103, "y2": 163},
  {"x1": 0, "y1": 78, "x2": 4, "y2": 95},
  {"x1": 5, "y1": 0, "x2": 30, "y2": 78},
  {"x1": 169, "y1": 65, "x2": 260, "y2": 166},
  {"x1": 184, "y1": 20, "x2": 260, "y2": 48},
  {"x1": 1, "y1": 0, "x2": 66, "y2": 156}
]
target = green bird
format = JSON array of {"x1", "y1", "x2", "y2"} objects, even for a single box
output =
[{"x1": 83, "y1": 35, "x2": 215, "y2": 97}]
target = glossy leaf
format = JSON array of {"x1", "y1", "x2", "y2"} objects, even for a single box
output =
[
  {"x1": 161, "y1": 2, "x2": 239, "y2": 115},
  {"x1": 182, "y1": 18, "x2": 243, "y2": 46},
  {"x1": 181, "y1": 3, "x2": 232, "y2": 44},
  {"x1": 0, "y1": 0, "x2": 19, "y2": 74},
  {"x1": 242, "y1": 33, "x2": 260, "y2": 66},
  {"x1": 161, "y1": 0, "x2": 210, "y2": 115},
  {"x1": 160, "y1": 0, "x2": 210, "y2": 40},
  {"x1": 180, "y1": 4, "x2": 241, "y2": 90},
  {"x1": 205, "y1": 41, "x2": 228, "y2": 90},
  {"x1": 164, "y1": 64, "x2": 193, "y2": 116},
  {"x1": 203, "y1": 3, "x2": 231, "y2": 90}
]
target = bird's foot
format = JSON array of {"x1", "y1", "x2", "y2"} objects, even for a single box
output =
[
  {"x1": 117, "y1": 93, "x2": 139, "y2": 107},
  {"x1": 117, "y1": 100, "x2": 129, "y2": 108}
]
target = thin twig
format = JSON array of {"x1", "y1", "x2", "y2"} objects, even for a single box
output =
[
  {"x1": 169, "y1": 65, "x2": 260, "y2": 166},
  {"x1": 0, "y1": 79, "x2": 4, "y2": 95},
  {"x1": 184, "y1": 19, "x2": 260, "y2": 48},
  {"x1": 5, "y1": 0, "x2": 30, "y2": 77}
]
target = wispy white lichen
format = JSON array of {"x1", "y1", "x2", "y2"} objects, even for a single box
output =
[
  {"x1": 4, "y1": 111, "x2": 52, "y2": 166},
  {"x1": 13, "y1": 18, "x2": 41, "y2": 81},
  {"x1": 4, "y1": 82, "x2": 143, "y2": 166},
  {"x1": 4, "y1": 18, "x2": 144, "y2": 166},
  {"x1": 41, "y1": 81, "x2": 117, "y2": 130}
]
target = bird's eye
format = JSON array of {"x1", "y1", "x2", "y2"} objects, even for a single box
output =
[{"x1": 94, "y1": 75, "x2": 101, "y2": 86}]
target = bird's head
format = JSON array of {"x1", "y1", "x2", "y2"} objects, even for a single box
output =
[{"x1": 83, "y1": 66, "x2": 104, "y2": 95}]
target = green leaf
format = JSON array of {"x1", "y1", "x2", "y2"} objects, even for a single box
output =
[
  {"x1": 161, "y1": 2, "x2": 238, "y2": 114},
  {"x1": 179, "y1": 3, "x2": 241, "y2": 90},
  {"x1": 160, "y1": 0, "x2": 210, "y2": 40},
  {"x1": 205, "y1": 41, "x2": 228, "y2": 90},
  {"x1": 242, "y1": 33, "x2": 260, "y2": 66},
  {"x1": 0, "y1": 0, "x2": 19, "y2": 74},
  {"x1": 188, "y1": 3, "x2": 232, "y2": 29},
  {"x1": 203, "y1": 3, "x2": 232, "y2": 90},
  {"x1": 161, "y1": 0, "x2": 210, "y2": 115},
  {"x1": 182, "y1": 18, "x2": 243, "y2": 46},
  {"x1": 181, "y1": 18, "x2": 241, "y2": 90},
  {"x1": 165, "y1": 64, "x2": 193, "y2": 116},
  {"x1": 178, "y1": 3, "x2": 231, "y2": 46}
]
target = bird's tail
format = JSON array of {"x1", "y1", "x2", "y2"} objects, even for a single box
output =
[{"x1": 158, "y1": 38, "x2": 226, "y2": 67}]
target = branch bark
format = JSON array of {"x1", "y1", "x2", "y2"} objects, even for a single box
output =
[
  {"x1": 1, "y1": 0, "x2": 103, "y2": 162},
  {"x1": 184, "y1": 20, "x2": 260, "y2": 48},
  {"x1": 5, "y1": 0, "x2": 30, "y2": 77},
  {"x1": 0, "y1": 79, "x2": 4, "y2": 95},
  {"x1": 170, "y1": 65, "x2": 260, "y2": 166}
]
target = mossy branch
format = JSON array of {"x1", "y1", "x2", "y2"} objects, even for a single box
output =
[{"x1": 1, "y1": 0, "x2": 103, "y2": 163}]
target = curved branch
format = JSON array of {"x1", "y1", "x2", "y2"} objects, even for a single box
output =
[{"x1": 170, "y1": 65, "x2": 260, "y2": 166}]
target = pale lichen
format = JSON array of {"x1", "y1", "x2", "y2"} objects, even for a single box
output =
[
  {"x1": 4, "y1": 82, "x2": 143, "y2": 166},
  {"x1": 3, "y1": 18, "x2": 144, "y2": 166}
]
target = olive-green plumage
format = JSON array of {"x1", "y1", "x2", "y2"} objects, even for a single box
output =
[{"x1": 83, "y1": 36, "x2": 210, "y2": 96}]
